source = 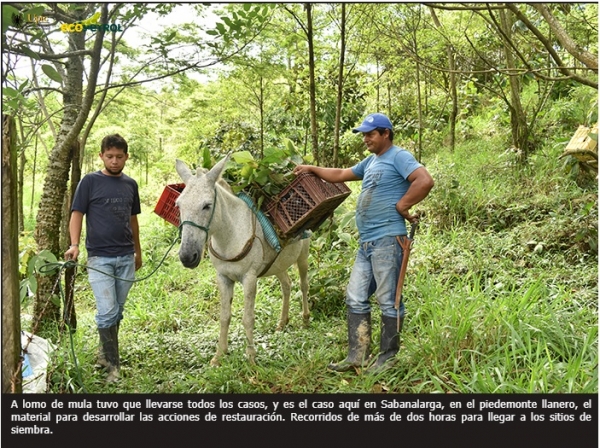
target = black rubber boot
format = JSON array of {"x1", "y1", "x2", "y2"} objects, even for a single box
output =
[
  {"x1": 98, "y1": 326, "x2": 120, "y2": 382},
  {"x1": 328, "y1": 312, "x2": 371, "y2": 372},
  {"x1": 367, "y1": 314, "x2": 403, "y2": 374},
  {"x1": 96, "y1": 341, "x2": 108, "y2": 370}
]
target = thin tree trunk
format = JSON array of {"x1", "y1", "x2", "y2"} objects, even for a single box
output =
[
  {"x1": 332, "y1": 3, "x2": 346, "y2": 168},
  {"x1": 387, "y1": 83, "x2": 392, "y2": 116},
  {"x1": 259, "y1": 75, "x2": 265, "y2": 158},
  {"x1": 428, "y1": 6, "x2": 458, "y2": 152},
  {"x1": 2, "y1": 115, "x2": 22, "y2": 393},
  {"x1": 412, "y1": 6, "x2": 423, "y2": 162},
  {"x1": 29, "y1": 133, "x2": 38, "y2": 221},
  {"x1": 415, "y1": 58, "x2": 423, "y2": 163},
  {"x1": 62, "y1": 140, "x2": 81, "y2": 331},
  {"x1": 448, "y1": 51, "x2": 458, "y2": 153},
  {"x1": 499, "y1": 7, "x2": 529, "y2": 161},
  {"x1": 376, "y1": 60, "x2": 381, "y2": 111},
  {"x1": 305, "y1": 3, "x2": 319, "y2": 165},
  {"x1": 18, "y1": 137, "x2": 25, "y2": 233}
]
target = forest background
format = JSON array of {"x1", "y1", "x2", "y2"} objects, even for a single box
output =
[{"x1": 1, "y1": 2, "x2": 597, "y2": 394}]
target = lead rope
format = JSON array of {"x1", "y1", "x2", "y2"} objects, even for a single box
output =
[{"x1": 36, "y1": 230, "x2": 182, "y2": 392}]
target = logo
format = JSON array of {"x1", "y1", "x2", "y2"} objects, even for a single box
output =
[
  {"x1": 11, "y1": 13, "x2": 24, "y2": 28},
  {"x1": 11, "y1": 12, "x2": 50, "y2": 28},
  {"x1": 60, "y1": 11, "x2": 123, "y2": 33}
]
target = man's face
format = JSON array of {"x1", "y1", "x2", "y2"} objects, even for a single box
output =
[
  {"x1": 362, "y1": 129, "x2": 389, "y2": 155},
  {"x1": 100, "y1": 147, "x2": 129, "y2": 176}
]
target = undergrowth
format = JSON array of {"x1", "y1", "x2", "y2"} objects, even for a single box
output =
[{"x1": 22, "y1": 136, "x2": 597, "y2": 395}]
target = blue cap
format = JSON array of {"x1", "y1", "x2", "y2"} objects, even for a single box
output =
[{"x1": 352, "y1": 113, "x2": 393, "y2": 133}]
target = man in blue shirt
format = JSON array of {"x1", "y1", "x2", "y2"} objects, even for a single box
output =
[
  {"x1": 64, "y1": 134, "x2": 142, "y2": 382},
  {"x1": 294, "y1": 113, "x2": 434, "y2": 373}
]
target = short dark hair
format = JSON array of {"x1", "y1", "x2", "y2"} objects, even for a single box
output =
[
  {"x1": 375, "y1": 127, "x2": 394, "y2": 142},
  {"x1": 101, "y1": 134, "x2": 128, "y2": 153}
]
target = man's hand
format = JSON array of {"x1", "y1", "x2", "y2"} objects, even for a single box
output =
[
  {"x1": 64, "y1": 246, "x2": 79, "y2": 261},
  {"x1": 293, "y1": 165, "x2": 314, "y2": 176},
  {"x1": 396, "y1": 205, "x2": 421, "y2": 224},
  {"x1": 135, "y1": 252, "x2": 143, "y2": 271}
]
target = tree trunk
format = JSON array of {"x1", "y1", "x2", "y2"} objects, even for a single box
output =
[
  {"x1": 33, "y1": 6, "x2": 107, "y2": 331},
  {"x1": 499, "y1": 7, "x2": 530, "y2": 161},
  {"x1": 428, "y1": 6, "x2": 458, "y2": 152},
  {"x1": 2, "y1": 115, "x2": 22, "y2": 393},
  {"x1": 305, "y1": 3, "x2": 319, "y2": 165},
  {"x1": 448, "y1": 51, "x2": 458, "y2": 153},
  {"x1": 332, "y1": 3, "x2": 346, "y2": 168},
  {"x1": 530, "y1": 3, "x2": 598, "y2": 70},
  {"x1": 62, "y1": 140, "x2": 81, "y2": 331},
  {"x1": 412, "y1": 5, "x2": 423, "y2": 162},
  {"x1": 29, "y1": 133, "x2": 38, "y2": 222},
  {"x1": 376, "y1": 60, "x2": 381, "y2": 111},
  {"x1": 415, "y1": 57, "x2": 423, "y2": 163},
  {"x1": 33, "y1": 30, "x2": 86, "y2": 328},
  {"x1": 259, "y1": 74, "x2": 265, "y2": 158},
  {"x1": 18, "y1": 140, "x2": 25, "y2": 233}
]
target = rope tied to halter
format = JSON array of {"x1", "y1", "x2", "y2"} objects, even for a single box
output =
[
  {"x1": 178, "y1": 187, "x2": 217, "y2": 239},
  {"x1": 178, "y1": 187, "x2": 261, "y2": 263}
]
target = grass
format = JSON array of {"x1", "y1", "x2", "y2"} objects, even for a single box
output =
[{"x1": 20, "y1": 136, "x2": 598, "y2": 395}]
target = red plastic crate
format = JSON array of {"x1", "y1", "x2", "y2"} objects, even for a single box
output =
[
  {"x1": 262, "y1": 173, "x2": 351, "y2": 238},
  {"x1": 154, "y1": 183, "x2": 185, "y2": 226}
]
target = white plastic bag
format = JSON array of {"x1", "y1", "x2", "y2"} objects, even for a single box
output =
[{"x1": 21, "y1": 331, "x2": 55, "y2": 393}]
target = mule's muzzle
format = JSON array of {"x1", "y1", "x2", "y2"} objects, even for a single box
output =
[{"x1": 179, "y1": 249, "x2": 201, "y2": 269}]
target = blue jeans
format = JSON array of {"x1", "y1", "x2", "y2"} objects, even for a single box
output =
[
  {"x1": 87, "y1": 254, "x2": 135, "y2": 329},
  {"x1": 346, "y1": 236, "x2": 406, "y2": 319}
]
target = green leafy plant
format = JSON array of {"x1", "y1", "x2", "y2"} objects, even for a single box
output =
[
  {"x1": 19, "y1": 249, "x2": 59, "y2": 303},
  {"x1": 223, "y1": 139, "x2": 309, "y2": 208}
]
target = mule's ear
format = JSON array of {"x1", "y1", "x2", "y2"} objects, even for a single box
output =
[
  {"x1": 176, "y1": 159, "x2": 193, "y2": 183},
  {"x1": 206, "y1": 152, "x2": 231, "y2": 184}
]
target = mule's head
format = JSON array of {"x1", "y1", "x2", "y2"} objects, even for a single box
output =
[{"x1": 175, "y1": 154, "x2": 230, "y2": 269}]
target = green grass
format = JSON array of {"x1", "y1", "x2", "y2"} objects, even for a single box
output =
[{"x1": 21, "y1": 137, "x2": 597, "y2": 395}]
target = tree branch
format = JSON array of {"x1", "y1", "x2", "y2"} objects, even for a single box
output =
[
  {"x1": 505, "y1": 3, "x2": 597, "y2": 89},
  {"x1": 5, "y1": 44, "x2": 93, "y2": 60},
  {"x1": 530, "y1": 3, "x2": 598, "y2": 70},
  {"x1": 427, "y1": 3, "x2": 505, "y2": 12}
]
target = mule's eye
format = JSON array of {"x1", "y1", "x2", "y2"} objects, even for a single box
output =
[{"x1": 203, "y1": 204, "x2": 212, "y2": 211}]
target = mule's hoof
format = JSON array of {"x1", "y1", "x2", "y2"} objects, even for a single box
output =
[
  {"x1": 105, "y1": 367, "x2": 120, "y2": 383},
  {"x1": 245, "y1": 350, "x2": 257, "y2": 365},
  {"x1": 210, "y1": 356, "x2": 221, "y2": 367},
  {"x1": 302, "y1": 315, "x2": 310, "y2": 328},
  {"x1": 276, "y1": 320, "x2": 288, "y2": 331}
]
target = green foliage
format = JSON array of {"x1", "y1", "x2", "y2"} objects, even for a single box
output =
[
  {"x1": 12, "y1": 2, "x2": 598, "y2": 395},
  {"x1": 223, "y1": 140, "x2": 307, "y2": 207},
  {"x1": 40, "y1": 64, "x2": 62, "y2": 84},
  {"x1": 424, "y1": 136, "x2": 598, "y2": 262},
  {"x1": 207, "y1": 4, "x2": 273, "y2": 45},
  {"x1": 37, "y1": 127, "x2": 597, "y2": 393},
  {"x1": 19, "y1": 245, "x2": 59, "y2": 304}
]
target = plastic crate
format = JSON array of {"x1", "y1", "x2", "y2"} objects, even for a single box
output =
[
  {"x1": 154, "y1": 183, "x2": 185, "y2": 226},
  {"x1": 263, "y1": 173, "x2": 351, "y2": 238}
]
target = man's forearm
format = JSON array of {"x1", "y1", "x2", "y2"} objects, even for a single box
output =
[
  {"x1": 294, "y1": 165, "x2": 358, "y2": 183},
  {"x1": 69, "y1": 211, "x2": 84, "y2": 245}
]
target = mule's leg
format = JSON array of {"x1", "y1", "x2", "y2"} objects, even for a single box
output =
[
  {"x1": 297, "y1": 241, "x2": 310, "y2": 327},
  {"x1": 241, "y1": 276, "x2": 258, "y2": 364},
  {"x1": 275, "y1": 271, "x2": 291, "y2": 331},
  {"x1": 212, "y1": 273, "x2": 235, "y2": 366}
]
